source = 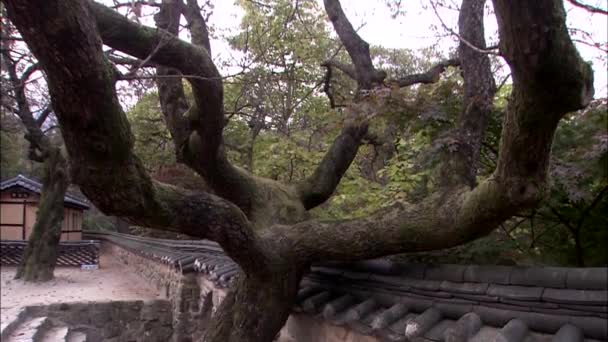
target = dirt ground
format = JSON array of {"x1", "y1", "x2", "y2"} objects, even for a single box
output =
[
  {"x1": 1, "y1": 253, "x2": 296, "y2": 341},
  {"x1": 0, "y1": 253, "x2": 161, "y2": 327}
]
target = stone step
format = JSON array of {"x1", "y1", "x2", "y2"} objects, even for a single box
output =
[
  {"x1": 1, "y1": 308, "x2": 29, "y2": 341},
  {"x1": 37, "y1": 325, "x2": 69, "y2": 342},
  {"x1": 31, "y1": 317, "x2": 54, "y2": 342},
  {"x1": 65, "y1": 329, "x2": 87, "y2": 342},
  {"x1": 6, "y1": 316, "x2": 48, "y2": 342}
]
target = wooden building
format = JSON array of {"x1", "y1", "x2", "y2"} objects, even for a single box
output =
[{"x1": 0, "y1": 174, "x2": 89, "y2": 241}]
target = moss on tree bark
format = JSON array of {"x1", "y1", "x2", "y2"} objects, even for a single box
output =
[
  {"x1": 2, "y1": 0, "x2": 595, "y2": 339},
  {"x1": 15, "y1": 149, "x2": 69, "y2": 282}
]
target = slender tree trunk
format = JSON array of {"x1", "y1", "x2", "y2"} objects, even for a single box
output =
[
  {"x1": 15, "y1": 148, "x2": 69, "y2": 282},
  {"x1": 202, "y1": 269, "x2": 302, "y2": 342}
]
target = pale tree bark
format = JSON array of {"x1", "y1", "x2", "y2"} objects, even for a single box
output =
[
  {"x1": 322, "y1": 0, "x2": 386, "y2": 89},
  {"x1": 440, "y1": 0, "x2": 497, "y2": 187},
  {"x1": 0, "y1": 33, "x2": 69, "y2": 282},
  {"x1": 2, "y1": 0, "x2": 594, "y2": 340}
]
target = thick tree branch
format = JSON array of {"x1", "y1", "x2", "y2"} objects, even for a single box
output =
[
  {"x1": 152, "y1": 0, "x2": 191, "y2": 162},
  {"x1": 301, "y1": 58, "x2": 459, "y2": 209},
  {"x1": 4, "y1": 0, "x2": 268, "y2": 274},
  {"x1": 276, "y1": 0, "x2": 594, "y2": 264},
  {"x1": 321, "y1": 59, "x2": 356, "y2": 80},
  {"x1": 389, "y1": 58, "x2": 460, "y2": 87},
  {"x1": 493, "y1": 0, "x2": 594, "y2": 187},
  {"x1": 183, "y1": 0, "x2": 211, "y2": 53},
  {"x1": 89, "y1": 1, "x2": 224, "y2": 158},
  {"x1": 273, "y1": 184, "x2": 518, "y2": 262},
  {"x1": 296, "y1": 123, "x2": 368, "y2": 209},
  {"x1": 91, "y1": 0, "x2": 266, "y2": 218},
  {"x1": 323, "y1": 0, "x2": 385, "y2": 88},
  {"x1": 150, "y1": 0, "x2": 268, "y2": 220},
  {"x1": 5, "y1": 0, "x2": 597, "y2": 338},
  {"x1": 440, "y1": 0, "x2": 496, "y2": 187}
]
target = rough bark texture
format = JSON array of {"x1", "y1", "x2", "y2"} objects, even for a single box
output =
[
  {"x1": 323, "y1": 0, "x2": 386, "y2": 89},
  {"x1": 2, "y1": 0, "x2": 594, "y2": 340},
  {"x1": 15, "y1": 149, "x2": 68, "y2": 282},
  {"x1": 151, "y1": 0, "x2": 265, "y2": 224},
  {"x1": 299, "y1": 57, "x2": 461, "y2": 208},
  {"x1": 202, "y1": 270, "x2": 302, "y2": 342},
  {"x1": 390, "y1": 59, "x2": 460, "y2": 87},
  {"x1": 2, "y1": 0, "x2": 269, "y2": 275},
  {"x1": 296, "y1": 123, "x2": 369, "y2": 209},
  {"x1": 440, "y1": 0, "x2": 497, "y2": 187}
]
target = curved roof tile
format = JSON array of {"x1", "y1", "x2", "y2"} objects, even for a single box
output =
[{"x1": 85, "y1": 231, "x2": 608, "y2": 341}]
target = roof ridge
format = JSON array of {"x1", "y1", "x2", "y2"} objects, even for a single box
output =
[
  {"x1": 86, "y1": 231, "x2": 607, "y2": 290},
  {"x1": 86, "y1": 232, "x2": 608, "y2": 340},
  {"x1": 321, "y1": 261, "x2": 608, "y2": 290},
  {"x1": 1, "y1": 174, "x2": 89, "y2": 209}
]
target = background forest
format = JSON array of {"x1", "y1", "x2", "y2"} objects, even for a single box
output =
[{"x1": 2, "y1": 0, "x2": 606, "y2": 267}]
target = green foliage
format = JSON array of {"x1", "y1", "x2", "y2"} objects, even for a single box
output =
[
  {"x1": 0, "y1": 129, "x2": 25, "y2": 179},
  {"x1": 127, "y1": 91, "x2": 175, "y2": 171},
  {"x1": 82, "y1": 209, "x2": 116, "y2": 232},
  {"x1": 393, "y1": 93, "x2": 607, "y2": 267},
  {"x1": 122, "y1": 0, "x2": 606, "y2": 267},
  {"x1": 0, "y1": 112, "x2": 46, "y2": 180},
  {"x1": 312, "y1": 68, "x2": 465, "y2": 219},
  {"x1": 225, "y1": 0, "x2": 335, "y2": 133},
  {"x1": 534, "y1": 101, "x2": 607, "y2": 266},
  {"x1": 1, "y1": 111, "x2": 23, "y2": 179},
  {"x1": 251, "y1": 132, "x2": 322, "y2": 181}
]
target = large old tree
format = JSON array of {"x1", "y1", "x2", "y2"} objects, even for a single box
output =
[{"x1": 3, "y1": 0, "x2": 594, "y2": 340}]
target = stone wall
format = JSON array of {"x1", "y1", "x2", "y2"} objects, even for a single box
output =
[
  {"x1": 103, "y1": 243, "x2": 180, "y2": 300},
  {"x1": 27, "y1": 300, "x2": 173, "y2": 342},
  {"x1": 103, "y1": 243, "x2": 225, "y2": 341},
  {"x1": 103, "y1": 241, "x2": 316, "y2": 342},
  {"x1": 92, "y1": 233, "x2": 608, "y2": 342}
]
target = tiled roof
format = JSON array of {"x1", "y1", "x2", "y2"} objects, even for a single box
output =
[
  {"x1": 0, "y1": 174, "x2": 89, "y2": 209},
  {"x1": 85, "y1": 231, "x2": 608, "y2": 341},
  {"x1": 298, "y1": 261, "x2": 607, "y2": 341}
]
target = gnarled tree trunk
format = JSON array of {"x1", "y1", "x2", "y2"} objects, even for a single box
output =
[
  {"x1": 2, "y1": 0, "x2": 594, "y2": 339},
  {"x1": 15, "y1": 148, "x2": 69, "y2": 282},
  {"x1": 202, "y1": 269, "x2": 302, "y2": 342}
]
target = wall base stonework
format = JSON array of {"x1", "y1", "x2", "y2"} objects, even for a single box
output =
[
  {"x1": 26, "y1": 300, "x2": 173, "y2": 342},
  {"x1": 87, "y1": 233, "x2": 608, "y2": 342},
  {"x1": 103, "y1": 240, "x2": 297, "y2": 342},
  {"x1": 103, "y1": 242, "x2": 219, "y2": 341}
]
